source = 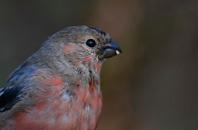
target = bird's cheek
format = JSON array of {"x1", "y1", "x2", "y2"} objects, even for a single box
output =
[
  {"x1": 83, "y1": 56, "x2": 94, "y2": 62},
  {"x1": 64, "y1": 43, "x2": 78, "y2": 54}
]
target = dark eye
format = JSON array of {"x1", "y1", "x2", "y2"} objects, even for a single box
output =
[{"x1": 86, "y1": 39, "x2": 96, "y2": 47}]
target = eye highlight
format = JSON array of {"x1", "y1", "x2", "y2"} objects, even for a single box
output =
[{"x1": 86, "y1": 39, "x2": 96, "y2": 47}]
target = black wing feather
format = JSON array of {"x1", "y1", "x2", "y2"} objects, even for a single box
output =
[{"x1": 0, "y1": 86, "x2": 23, "y2": 112}]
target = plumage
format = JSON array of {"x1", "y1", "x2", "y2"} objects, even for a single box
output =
[{"x1": 0, "y1": 25, "x2": 121, "y2": 130}]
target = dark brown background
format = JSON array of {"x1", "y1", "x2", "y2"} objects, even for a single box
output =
[{"x1": 0, "y1": 0, "x2": 198, "y2": 130}]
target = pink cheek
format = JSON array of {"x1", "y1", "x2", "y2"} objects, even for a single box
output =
[
  {"x1": 84, "y1": 56, "x2": 94, "y2": 62},
  {"x1": 64, "y1": 44, "x2": 78, "y2": 54}
]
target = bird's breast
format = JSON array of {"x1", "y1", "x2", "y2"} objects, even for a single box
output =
[{"x1": 5, "y1": 78, "x2": 102, "y2": 130}]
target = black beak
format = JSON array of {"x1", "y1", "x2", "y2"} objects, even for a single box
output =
[{"x1": 99, "y1": 41, "x2": 122, "y2": 59}]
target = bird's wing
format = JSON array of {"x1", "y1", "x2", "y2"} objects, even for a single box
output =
[
  {"x1": 0, "y1": 85, "x2": 24, "y2": 112},
  {"x1": 0, "y1": 62, "x2": 35, "y2": 113}
]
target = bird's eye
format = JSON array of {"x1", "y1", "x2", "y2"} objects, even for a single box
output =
[{"x1": 86, "y1": 39, "x2": 96, "y2": 47}]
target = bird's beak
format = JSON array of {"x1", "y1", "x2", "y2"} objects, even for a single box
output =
[{"x1": 99, "y1": 41, "x2": 122, "y2": 59}]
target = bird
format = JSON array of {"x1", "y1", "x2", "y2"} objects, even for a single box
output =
[{"x1": 0, "y1": 25, "x2": 122, "y2": 130}]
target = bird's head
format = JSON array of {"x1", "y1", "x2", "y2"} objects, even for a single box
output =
[{"x1": 41, "y1": 25, "x2": 122, "y2": 73}]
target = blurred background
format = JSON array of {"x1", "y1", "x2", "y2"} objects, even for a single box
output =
[{"x1": 0, "y1": 0, "x2": 198, "y2": 130}]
